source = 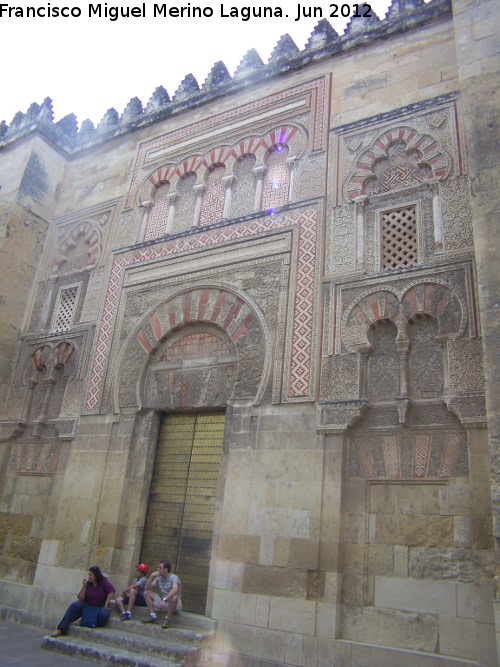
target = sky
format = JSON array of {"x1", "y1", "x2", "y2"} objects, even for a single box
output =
[{"x1": 0, "y1": 0, "x2": 392, "y2": 128}]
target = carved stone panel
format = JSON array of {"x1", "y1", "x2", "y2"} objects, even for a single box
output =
[
  {"x1": 327, "y1": 204, "x2": 355, "y2": 276},
  {"x1": 115, "y1": 286, "x2": 271, "y2": 411},
  {"x1": 145, "y1": 326, "x2": 237, "y2": 409},
  {"x1": 320, "y1": 353, "x2": 359, "y2": 402},
  {"x1": 348, "y1": 430, "x2": 468, "y2": 479},
  {"x1": 348, "y1": 402, "x2": 468, "y2": 479},
  {"x1": 448, "y1": 338, "x2": 485, "y2": 394},
  {"x1": 439, "y1": 176, "x2": 474, "y2": 251},
  {"x1": 294, "y1": 153, "x2": 327, "y2": 202},
  {"x1": 367, "y1": 323, "x2": 400, "y2": 401},
  {"x1": 14, "y1": 442, "x2": 62, "y2": 475},
  {"x1": 408, "y1": 318, "x2": 443, "y2": 399}
]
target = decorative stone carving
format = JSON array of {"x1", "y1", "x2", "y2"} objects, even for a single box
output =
[
  {"x1": 144, "y1": 184, "x2": 171, "y2": 240},
  {"x1": 349, "y1": 428, "x2": 468, "y2": 479},
  {"x1": 448, "y1": 338, "x2": 484, "y2": 394},
  {"x1": 409, "y1": 318, "x2": 443, "y2": 398},
  {"x1": 341, "y1": 281, "x2": 466, "y2": 354},
  {"x1": 335, "y1": 96, "x2": 464, "y2": 209},
  {"x1": 320, "y1": 354, "x2": 359, "y2": 402},
  {"x1": 261, "y1": 145, "x2": 290, "y2": 211},
  {"x1": 439, "y1": 176, "x2": 474, "y2": 251},
  {"x1": 80, "y1": 266, "x2": 105, "y2": 323},
  {"x1": 115, "y1": 286, "x2": 271, "y2": 411},
  {"x1": 14, "y1": 442, "x2": 61, "y2": 474},
  {"x1": 346, "y1": 126, "x2": 451, "y2": 201},
  {"x1": 136, "y1": 124, "x2": 308, "y2": 234},
  {"x1": 444, "y1": 395, "x2": 487, "y2": 426},
  {"x1": 367, "y1": 323, "x2": 400, "y2": 401},
  {"x1": 328, "y1": 204, "x2": 355, "y2": 275},
  {"x1": 342, "y1": 289, "x2": 399, "y2": 351},
  {"x1": 50, "y1": 220, "x2": 101, "y2": 278},
  {"x1": 146, "y1": 326, "x2": 237, "y2": 409},
  {"x1": 294, "y1": 153, "x2": 326, "y2": 202},
  {"x1": 317, "y1": 400, "x2": 367, "y2": 433}
]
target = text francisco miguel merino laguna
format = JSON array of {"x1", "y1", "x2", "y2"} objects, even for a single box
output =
[{"x1": 0, "y1": 2, "x2": 372, "y2": 21}]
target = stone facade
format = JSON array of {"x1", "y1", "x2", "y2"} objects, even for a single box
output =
[{"x1": 0, "y1": 0, "x2": 499, "y2": 665}]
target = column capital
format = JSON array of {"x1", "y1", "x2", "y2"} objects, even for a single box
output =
[
  {"x1": 222, "y1": 174, "x2": 235, "y2": 186},
  {"x1": 252, "y1": 165, "x2": 267, "y2": 178}
]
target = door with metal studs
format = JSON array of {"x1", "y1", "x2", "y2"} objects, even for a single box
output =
[{"x1": 140, "y1": 412, "x2": 225, "y2": 614}]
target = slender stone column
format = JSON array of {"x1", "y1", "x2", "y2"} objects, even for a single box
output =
[
  {"x1": 353, "y1": 195, "x2": 368, "y2": 270},
  {"x1": 165, "y1": 192, "x2": 177, "y2": 234},
  {"x1": 20, "y1": 377, "x2": 38, "y2": 424},
  {"x1": 286, "y1": 156, "x2": 297, "y2": 202},
  {"x1": 41, "y1": 276, "x2": 58, "y2": 329},
  {"x1": 221, "y1": 174, "x2": 235, "y2": 219},
  {"x1": 39, "y1": 378, "x2": 56, "y2": 423},
  {"x1": 252, "y1": 165, "x2": 266, "y2": 212},
  {"x1": 138, "y1": 200, "x2": 153, "y2": 242},
  {"x1": 396, "y1": 340, "x2": 410, "y2": 398},
  {"x1": 428, "y1": 179, "x2": 444, "y2": 253},
  {"x1": 359, "y1": 350, "x2": 370, "y2": 401},
  {"x1": 192, "y1": 184, "x2": 206, "y2": 228}
]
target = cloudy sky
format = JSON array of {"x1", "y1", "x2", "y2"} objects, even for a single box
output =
[{"x1": 1, "y1": 0, "x2": 391, "y2": 127}]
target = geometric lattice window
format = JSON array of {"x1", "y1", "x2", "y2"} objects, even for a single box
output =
[
  {"x1": 381, "y1": 205, "x2": 418, "y2": 270},
  {"x1": 144, "y1": 182, "x2": 170, "y2": 242},
  {"x1": 199, "y1": 165, "x2": 226, "y2": 227},
  {"x1": 261, "y1": 145, "x2": 290, "y2": 211},
  {"x1": 52, "y1": 285, "x2": 79, "y2": 332}
]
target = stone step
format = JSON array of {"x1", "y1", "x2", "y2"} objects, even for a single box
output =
[
  {"x1": 42, "y1": 634, "x2": 183, "y2": 667},
  {"x1": 42, "y1": 612, "x2": 216, "y2": 667},
  {"x1": 107, "y1": 615, "x2": 214, "y2": 648},
  {"x1": 107, "y1": 604, "x2": 216, "y2": 635}
]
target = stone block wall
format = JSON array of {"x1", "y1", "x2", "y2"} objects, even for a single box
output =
[{"x1": 0, "y1": 1, "x2": 498, "y2": 665}]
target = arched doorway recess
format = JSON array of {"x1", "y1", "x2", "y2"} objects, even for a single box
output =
[{"x1": 115, "y1": 286, "x2": 271, "y2": 614}]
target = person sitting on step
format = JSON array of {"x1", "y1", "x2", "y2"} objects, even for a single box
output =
[
  {"x1": 142, "y1": 560, "x2": 182, "y2": 629},
  {"x1": 115, "y1": 563, "x2": 149, "y2": 620},
  {"x1": 51, "y1": 565, "x2": 115, "y2": 637}
]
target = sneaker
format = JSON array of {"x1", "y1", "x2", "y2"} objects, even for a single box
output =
[
  {"x1": 141, "y1": 614, "x2": 157, "y2": 624},
  {"x1": 121, "y1": 611, "x2": 132, "y2": 621},
  {"x1": 50, "y1": 629, "x2": 63, "y2": 637},
  {"x1": 162, "y1": 618, "x2": 171, "y2": 629}
]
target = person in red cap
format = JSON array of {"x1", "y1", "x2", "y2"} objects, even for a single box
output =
[{"x1": 115, "y1": 564, "x2": 149, "y2": 620}]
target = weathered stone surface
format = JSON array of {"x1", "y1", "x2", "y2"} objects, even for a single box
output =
[
  {"x1": 374, "y1": 575, "x2": 457, "y2": 615},
  {"x1": 408, "y1": 547, "x2": 475, "y2": 582},
  {"x1": 217, "y1": 535, "x2": 261, "y2": 563},
  {"x1": 0, "y1": 1, "x2": 498, "y2": 665},
  {"x1": 243, "y1": 564, "x2": 307, "y2": 599},
  {"x1": 341, "y1": 604, "x2": 438, "y2": 652},
  {"x1": 374, "y1": 515, "x2": 454, "y2": 547}
]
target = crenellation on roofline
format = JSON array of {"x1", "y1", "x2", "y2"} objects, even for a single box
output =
[{"x1": 0, "y1": 0, "x2": 451, "y2": 155}]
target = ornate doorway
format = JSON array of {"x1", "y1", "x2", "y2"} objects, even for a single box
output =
[{"x1": 140, "y1": 412, "x2": 225, "y2": 614}]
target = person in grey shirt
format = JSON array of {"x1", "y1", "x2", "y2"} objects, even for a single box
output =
[{"x1": 142, "y1": 560, "x2": 182, "y2": 628}]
